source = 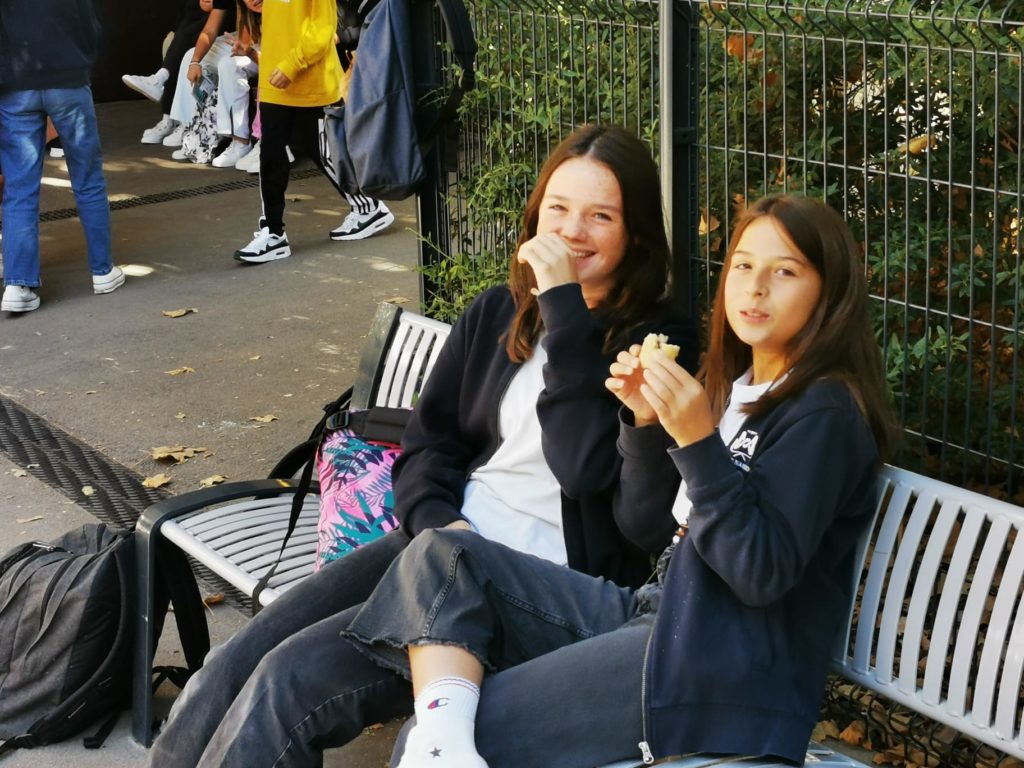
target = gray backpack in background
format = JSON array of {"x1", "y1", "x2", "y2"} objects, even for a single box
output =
[
  {"x1": 0, "y1": 523, "x2": 209, "y2": 754},
  {"x1": 320, "y1": 0, "x2": 477, "y2": 200}
]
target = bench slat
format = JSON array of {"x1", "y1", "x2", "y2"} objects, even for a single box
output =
[
  {"x1": 897, "y1": 497, "x2": 959, "y2": 694},
  {"x1": 973, "y1": 526, "x2": 1024, "y2": 730},
  {"x1": 947, "y1": 515, "x2": 1010, "y2": 717}
]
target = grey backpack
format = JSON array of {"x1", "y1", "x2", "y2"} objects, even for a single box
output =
[
  {"x1": 0, "y1": 523, "x2": 208, "y2": 753},
  {"x1": 320, "y1": 0, "x2": 477, "y2": 200}
]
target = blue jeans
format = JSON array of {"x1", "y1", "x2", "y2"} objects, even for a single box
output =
[
  {"x1": 0, "y1": 86, "x2": 113, "y2": 287},
  {"x1": 146, "y1": 529, "x2": 414, "y2": 768},
  {"x1": 345, "y1": 529, "x2": 652, "y2": 768}
]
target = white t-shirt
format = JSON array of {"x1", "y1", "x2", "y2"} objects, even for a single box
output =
[
  {"x1": 670, "y1": 369, "x2": 774, "y2": 526},
  {"x1": 461, "y1": 341, "x2": 567, "y2": 565}
]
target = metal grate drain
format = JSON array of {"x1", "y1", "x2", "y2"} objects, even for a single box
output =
[
  {"x1": 0, "y1": 394, "x2": 250, "y2": 607},
  {"x1": 0, "y1": 394, "x2": 169, "y2": 529},
  {"x1": 35, "y1": 167, "x2": 322, "y2": 223}
]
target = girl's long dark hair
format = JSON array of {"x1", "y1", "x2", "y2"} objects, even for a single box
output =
[
  {"x1": 504, "y1": 124, "x2": 673, "y2": 362},
  {"x1": 703, "y1": 195, "x2": 896, "y2": 459}
]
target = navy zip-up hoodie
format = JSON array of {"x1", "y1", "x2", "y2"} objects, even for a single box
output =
[
  {"x1": 617, "y1": 379, "x2": 879, "y2": 763},
  {"x1": 0, "y1": 0, "x2": 101, "y2": 93},
  {"x1": 393, "y1": 283, "x2": 699, "y2": 588}
]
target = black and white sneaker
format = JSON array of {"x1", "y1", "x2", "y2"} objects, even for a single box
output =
[
  {"x1": 329, "y1": 204, "x2": 395, "y2": 241},
  {"x1": 234, "y1": 227, "x2": 291, "y2": 263}
]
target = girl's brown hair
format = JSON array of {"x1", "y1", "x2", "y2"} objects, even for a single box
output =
[
  {"x1": 703, "y1": 195, "x2": 895, "y2": 458},
  {"x1": 504, "y1": 124, "x2": 673, "y2": 362},
  {"x1": 236, "y1": 0, "x2": 261, "y2": 45}
]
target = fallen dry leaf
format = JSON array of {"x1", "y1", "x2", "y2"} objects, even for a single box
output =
[
  {"x1": 165, "y1": 366, "x2": 196, "y2": 376},
  {"x1": 82, "y1": 485, "x2": 95, "y2": 496},
  {"x1": 811, "y1": 720, "x2": 841, "y2": 742},
  {"x1": 151, "y1": 445, "x2": 208, "y2": 463},
  {"x1": 162, "y1": 307, "x2": 198, "y2": 318},
  {"x1": 839, "y1": 719, "x2": 866, "y2": 747},
  {"x1": 203, "y1": 593, "x2": 225, "y2": 606},
  {"x1": 175, "y1": 412, "x2": 187, "y2": 420},
  {"x1": 385, "y1": 296, "x2": 411, "y2": 305},
  {"x1": 200, "y1": 474, "x2": 228, "y2": 488},
  {"x1": 16, "y1": 515, "x2": 44, "y2": 523},
  {"x1": 85, "y1": 390, "x2": 97, "y2": 395},
  {"x1": 248, "y1": 354, "x2": 262, "y2": 361},
  {"x1": 142, "y1": 473, "x2": 173, "y2": 489},
  {"x1": 250, "y1": 414, "x2": 278, "y2": 423},
  {"x1": 11, "y1": 468, "x2": 28, "y2": 477}
]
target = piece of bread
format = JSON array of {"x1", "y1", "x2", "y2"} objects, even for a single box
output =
[{"x1": 639, "y1": 333, "x2": 681, "y2": 368}]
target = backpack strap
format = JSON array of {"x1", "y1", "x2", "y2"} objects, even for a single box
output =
[
  {"x1": 418, "y1": 0, "x2": 477, "y2": 152},
  {"x1": 252, "y1": 387, "x2": 354, "y2": 611}
]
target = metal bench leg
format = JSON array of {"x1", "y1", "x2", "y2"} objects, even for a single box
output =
[{"x1": 131, "y1": 513, "x2": 160, "y2": 746}]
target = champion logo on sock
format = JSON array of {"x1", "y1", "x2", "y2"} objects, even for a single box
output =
[{"x1": 427, "y1": 697, "x2": 449, "y2": 710}]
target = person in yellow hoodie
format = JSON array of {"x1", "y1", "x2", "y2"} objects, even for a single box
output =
[{"x1": 233, "y1": 0, "x2": 342, "y2": 263}]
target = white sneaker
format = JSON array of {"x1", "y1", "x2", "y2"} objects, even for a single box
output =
[
  {"x1": 93, "y1": 266, "x2": 125, "y2": 294},
  {"x1": 234, "y1": 228, "x2": 291, "y2": 263},
  {"x1": 141, "y1": 116, "x2": 177, "y2": 145},
  {"x1": 171, "y1": 148, "x2": 190, "y2": 161},
  {"x1": 162, "y1": 124, "x2": 185, "y2": 147},
  {"x1": 329, "y1": 203, "x2": 395, "y2": 241},
  {"x1": 122, "y1": 72, "x2": 166, "y2": 102},
  {"x1": 235, "y1": 140, "x2": 260, "y2": 172},
  {"x1": 2, "y1": 285, "x2": 40, "y2": 313},
  {"x1": 212, "y1": 141, "x2": 251, "y2": 168}
]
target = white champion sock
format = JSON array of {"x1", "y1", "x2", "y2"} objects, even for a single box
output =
[
  {"x1": 398, "y1": 677, "x2": 487, "y2": 768},
  {"x1": 156, "y1": 68, "x2": 170, "y2": 83}
]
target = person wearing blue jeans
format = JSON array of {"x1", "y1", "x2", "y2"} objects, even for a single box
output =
[{"x1": 0, "y1": 0, "x2": 125, "y2": 314}]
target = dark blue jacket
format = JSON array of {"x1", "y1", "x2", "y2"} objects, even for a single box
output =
[
  {"x1": 393, "y1": 283, "x2": 699, "y2": 588},
  {"x1": 617, "y1": 379, "x2": 879, "y2": 763},
  {"x1": 0, "y1": 0, "x2": 101, "y2": 93}
]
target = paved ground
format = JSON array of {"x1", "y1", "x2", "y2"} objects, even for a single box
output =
[
  {"x1": 0, "y1": 99, "x2": 879, "y2": 768},
  {"x1": 0, "y1": 98, "x2": 413, "y2": 767}
]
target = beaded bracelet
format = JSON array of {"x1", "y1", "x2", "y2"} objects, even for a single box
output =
[{"x1": 188, "y1": 62, "x2": 202, "y2": 69}]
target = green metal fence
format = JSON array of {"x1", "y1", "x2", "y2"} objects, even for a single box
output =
[
  {"x1": 687, "y1": 0, "x2": 1023, "y2": 500},
  {"x1": 415, "y1": 0, "x2": 1023, "y2": 500}
]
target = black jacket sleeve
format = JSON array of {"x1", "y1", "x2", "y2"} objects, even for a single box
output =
[
  {"x1": 391, "y1": 297, "x2": 480, "y2": 537},
  {"x1": 614, "y1": 413, "x2": 682, "y2": 555},
  {"x1": 537, "y1": 285, "x2": 699, "y2": 500}
]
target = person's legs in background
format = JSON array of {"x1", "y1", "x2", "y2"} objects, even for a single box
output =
[
  {"x1": 43, "y1": 86, "x2": 123, "y2": 294},
  {"x1": 0, "y1": 88, "x2": 46, "y2": 311},
  {"x1": 212, "y1": 54, "x2": 257, "y2": 169},
  {"x1": 234, "y1": 100, "x2": 294, "y2": 263}
]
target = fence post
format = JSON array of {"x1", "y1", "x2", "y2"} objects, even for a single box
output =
[
  {"x1": 411, "y1": 0, "x2": 450, "y2": 309},
  {"x1": 660, "y1": 0, "x2": 699, "y2": 315}
]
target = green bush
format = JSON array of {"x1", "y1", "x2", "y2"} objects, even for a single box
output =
[{"x1": 424, "y1": 0, "x2": 1022, "y2": 498}]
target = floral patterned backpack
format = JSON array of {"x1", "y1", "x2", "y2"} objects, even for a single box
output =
[{"x1": 314, "y1": 417, "x2": 405, "y2": 569}]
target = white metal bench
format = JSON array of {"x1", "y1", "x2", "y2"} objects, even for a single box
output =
[
  {"x1": 130, "y1": 302, "x2": 452, "y2": 745},
  {"x1": 131, "y1": 302, "x2": 1024, "y2": 768},
  {"x1": 601, "y1": 466, "x2": 1024, "y2": 767}
]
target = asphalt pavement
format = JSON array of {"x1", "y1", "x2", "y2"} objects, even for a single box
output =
[{"x1": 0, "y1": 98, "x2": 416, "y2": 768}]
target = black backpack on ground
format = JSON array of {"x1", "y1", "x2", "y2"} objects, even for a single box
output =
[
  {"x1": 0, "y1": 523, "x2": 209, "y2": 754},
  {"x1": 321, "y1": 0, "x2": 477, "y2": 200}
]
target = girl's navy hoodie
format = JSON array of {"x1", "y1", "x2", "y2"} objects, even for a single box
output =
[
  {"x1": 393, "y1": 283, "x2": 699, "y2": 588},
  {"x1": 0, "y1": 0, "x2": 101, "y2": 92},
  {"x1": 617, "y1": 379, "x2": 880, "y2": 763}
]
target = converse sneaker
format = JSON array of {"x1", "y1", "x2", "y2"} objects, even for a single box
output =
[
  {"x1": 162, "y1": 123, "x2": 185, "y2": 147},
  {"x1": 234, "y1": 228, "x2": 291, "y2": 263},
  {"x1": 122, "y1": 71, "x2": 167, "y2": 102},
  {"x1": 212, "y1": 141, "x2": 251, "y2": 168},
  {"x1": 93, "y1": 266, "x2": 125, "y2": 294},
  {"x1": 141, "y1": 116, "x2": 177, "y2": 145},
  {"x1": 235, "y1": 140, "x2": 260, "y2": 172},
  {"x1": 2, "y1": 285, "x2": 40, "y2": 313},
  {"x1": 330, "y1": 204, "x2": 396, "y2": 241}
]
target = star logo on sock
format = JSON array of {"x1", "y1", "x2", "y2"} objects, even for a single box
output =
[{"x1": 430, "y1": 747, "x2": 442, "y2": 758}]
